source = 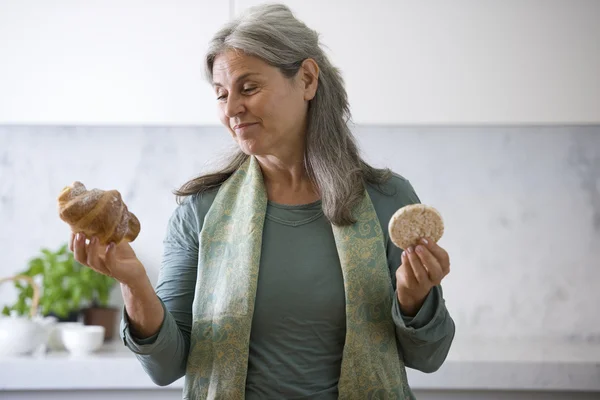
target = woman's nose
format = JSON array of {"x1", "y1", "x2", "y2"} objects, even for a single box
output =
[{"x1": 224, "y1": 94, "x2": 245, "y2": 118}]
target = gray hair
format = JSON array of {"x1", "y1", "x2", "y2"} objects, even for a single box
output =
[{"x1": 175, "y1": 3, "x2": 391, "y2": 226}]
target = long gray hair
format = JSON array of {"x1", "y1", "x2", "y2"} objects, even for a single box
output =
[{"x1": 175, "y1": 3, "x2": 391, "y2": 226}]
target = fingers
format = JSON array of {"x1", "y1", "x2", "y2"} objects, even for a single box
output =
[
  {"x1": 418, "y1": 238, "x2": 451, "y2": 275},
  {"x1": 69, "y1": 232, "x2": 76, "y2": 252},
  {"x1": 399, "y1": 251, "x2": 418, "y2": 286},
  {"x1": 72, "y1": 232, "x2": 88, "y2": 266},
  {"x1": 71, "y1": 233, "x2": 111, "y2": 276},
  {"x1": 405, "y1": 247, "x2": 430, "y2": 285},
  {"x1": 86, "y1": 237, "x2": 107, "y2": 272},
  {"x1": 414, "y1": 244, "x2": 445, "y2": 284}
]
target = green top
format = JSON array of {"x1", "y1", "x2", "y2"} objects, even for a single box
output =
[{"x1": 120, "y1": 174, "x2": 455, "y2": 398}]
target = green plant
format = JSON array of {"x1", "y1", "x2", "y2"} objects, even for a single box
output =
[{"x1": 2, "y1": 243, "x2": 117, "y2": 318}]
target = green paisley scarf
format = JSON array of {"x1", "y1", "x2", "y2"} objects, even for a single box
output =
[{"x1": 184, "y1": 156, "x2": 413, "y2": 399}]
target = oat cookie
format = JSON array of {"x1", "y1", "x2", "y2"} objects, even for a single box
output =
[{"x1": 388, "y1": 204, "x2": 444, "y2": 249}]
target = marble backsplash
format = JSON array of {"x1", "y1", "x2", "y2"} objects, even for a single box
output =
[{"x1": 0, "y1": 125, "x2": 598, "y2": 342}]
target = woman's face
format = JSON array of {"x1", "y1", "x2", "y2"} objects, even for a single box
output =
[{"x1": 212, "y1": 50, "x2": 318, "y2": 158}]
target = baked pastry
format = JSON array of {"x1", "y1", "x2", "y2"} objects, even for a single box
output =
[
  {"x1": 388, "y1": 204, "x2": 444, "y2": 249},
  {"x1": 57, "y1": 181, "x2": 140, "y2": 245}
]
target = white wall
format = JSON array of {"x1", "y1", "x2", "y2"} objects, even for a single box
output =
[{"x1": 1, "y1": 126, "x2": 599, "y2": 342}]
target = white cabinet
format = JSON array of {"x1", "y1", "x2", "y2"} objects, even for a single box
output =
[
  {"x1": 235, "y1": 0, "x2": 600, "y2": 125},
  {"x1": 1, "y1": 1, "x2": 598, "y2": 126},
  {"x1": 0, "y1": 0, "x2": 228, "y2": 125}
]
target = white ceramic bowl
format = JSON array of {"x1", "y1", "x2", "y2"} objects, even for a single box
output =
[
  {"x1": 0, "y1": 315, "x2": 54, "y2": 356},
  {"x1": 48, "y1": 321, "x2": 84, "y2": 351},
  {"x1": 61, "y1": 325, "x2": 105, "y2": 356}
]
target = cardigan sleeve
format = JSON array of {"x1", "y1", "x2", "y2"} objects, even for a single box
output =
[{"x1": 119, "y1": 196, "x2": 200, "y2": 386}]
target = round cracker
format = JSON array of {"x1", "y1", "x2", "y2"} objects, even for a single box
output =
[{"x1": 388, "y1": 204, "x2": 444, "y2": 249}]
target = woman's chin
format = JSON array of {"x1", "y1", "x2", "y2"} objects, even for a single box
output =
[{"x1": 237, "y1": 140, "x2": 265, "y2": 156}]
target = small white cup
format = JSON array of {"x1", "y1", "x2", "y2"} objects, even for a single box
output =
[
  {"x1": 62, "y1": 325, "x2": 105, "y2": 356},
  {"x1": 48, "y1": 322, "x2": 84, "y2": 351}
]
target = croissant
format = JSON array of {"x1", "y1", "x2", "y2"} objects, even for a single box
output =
[{"x1": 57, "y1": 181, "x2": 140, "y2": 245}]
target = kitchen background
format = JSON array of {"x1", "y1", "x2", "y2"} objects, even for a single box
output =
[
  {"x1": 1, "y1": 125, "x2": 599, "y2": 341},
  {"x1": 1, "y1": 1, "x2": 599, "y2": 399}
]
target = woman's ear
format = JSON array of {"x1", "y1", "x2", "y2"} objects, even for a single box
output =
[{"x1": 300, "y1": 58, "x2": 320, "y2": 101}]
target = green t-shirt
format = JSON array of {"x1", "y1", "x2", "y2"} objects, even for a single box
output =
[{"x1": 120, "y1": 174, "x2": 455, "y2": 398}]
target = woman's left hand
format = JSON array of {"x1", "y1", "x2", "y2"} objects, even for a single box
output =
[{"x1": 395, "y1": 237, "x2": 451, "y2": 317}]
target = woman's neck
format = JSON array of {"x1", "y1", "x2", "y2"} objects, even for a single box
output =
[{"x1": 255, "y1": 154, "x2": 320, "y2": 205}]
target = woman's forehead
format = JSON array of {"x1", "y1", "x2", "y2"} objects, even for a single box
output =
[{"x1": 212, "y1": 51, "x2": 272, "y2": 86}]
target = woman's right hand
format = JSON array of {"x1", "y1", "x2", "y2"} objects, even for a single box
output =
[{"x1": 70, "y1": 232, "x2": 146, "y2": 287}]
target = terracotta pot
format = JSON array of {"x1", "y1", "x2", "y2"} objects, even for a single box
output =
[
  {"x1": 47, "y1": 310, "x2": 80, "y2": 323},
  {"x1": 82, "y1": 306, "x2": 119, "y2": 342}
]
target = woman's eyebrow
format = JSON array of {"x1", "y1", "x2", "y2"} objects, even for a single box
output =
[{"x1": 213, "y1": 72, "x2": 261, "y2": 88}]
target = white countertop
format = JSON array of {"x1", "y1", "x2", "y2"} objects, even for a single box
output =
[{"x1": 1, "y1": 336, "x2": 599, "y2": 392}]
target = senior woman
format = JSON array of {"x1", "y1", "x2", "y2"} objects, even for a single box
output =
[{"x1": 71, "y1": 3, "x2": 455, "y2": 399}]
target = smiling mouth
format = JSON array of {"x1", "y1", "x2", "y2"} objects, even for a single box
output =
[{"x1": 233, "y1": 122, "x2": 257, "y2": 130}]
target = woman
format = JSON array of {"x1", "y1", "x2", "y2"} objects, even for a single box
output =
[{"x1": 71, "y1": 4, "x2": 455, "y2": 399}]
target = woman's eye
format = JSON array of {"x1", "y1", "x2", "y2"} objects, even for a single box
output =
[
  {"x1": 242, "y1": 87, "x2": 257, "y2": 94},
  {"x1": 216, "y1": 94, "x2": 227, "y2": 101}
]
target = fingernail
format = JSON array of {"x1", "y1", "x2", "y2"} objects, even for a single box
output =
[
  {"x1": 76, "y1": 233, "x2": 80, "y2": 241},
  {"x1": 407, "y1": 246, "x2": 413, "y2": 253},
  {"x1": 416, "y1": 245, "x2": 423, "y2": 253},
  {"x1": 421, "y1": 238, "x2": 429, "y2": 245}
]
